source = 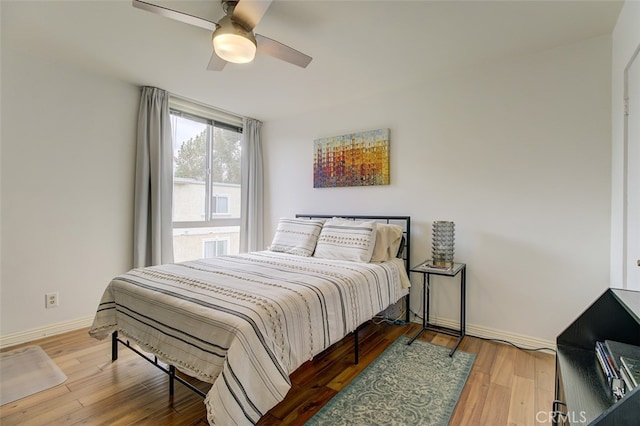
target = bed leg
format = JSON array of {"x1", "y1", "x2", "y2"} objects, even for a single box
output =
[
  {"x1": 354, "y1": 328, "x2": 359, "y2": 365},
  {"x1": 169, "y1": 365, "x2": 176, "y2": 395},
  {"x1": 111, "y1": 331, "x2": 119, "y2": 361},
  {"x1": 405, "y1": 293, "x2": 411, "y2": 323}
]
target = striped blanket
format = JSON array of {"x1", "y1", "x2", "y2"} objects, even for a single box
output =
[{"x1": 89, "y1": 251, "x2": 409, "y2": 425}]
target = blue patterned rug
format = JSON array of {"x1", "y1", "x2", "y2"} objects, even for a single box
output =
[{"x1": 306, "y1": 335, "x2": 475, "y2": 426}]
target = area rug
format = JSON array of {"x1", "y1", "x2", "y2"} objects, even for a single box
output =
[
  {"x1": 306, "y1": 336, "x2": 475, "y2": 425},
  {"x1": 0, "y1": 345, "x2": 67, "y2": 405}
]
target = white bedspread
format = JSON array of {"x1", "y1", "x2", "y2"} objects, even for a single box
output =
[{"x1": 89, "y1": 251, "x2": 409, "y2": 425}]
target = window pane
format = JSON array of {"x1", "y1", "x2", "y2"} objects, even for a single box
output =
[
  {"x1": 212, "y1": 195, "x2": 230, "y2": 214},
  {"x1": 203, "y1": 240, "x2": 216, "y2": 258},
  {"x1": 171, "y1": 114, "x2": 207, "y2": 222},
  {"x1": 218, "y1": 196, "x2": 229, "y2": 213},
  {"x1": 211, "y1": 127, "x2": 241, "y2": 185}
]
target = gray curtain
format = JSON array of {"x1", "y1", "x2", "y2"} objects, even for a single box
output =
[
  {"x1": 240, "y1": 117, "x2": 264, "y2": 252},
  {"x1": 133, "y1": 87, "x2": 174, "y2": 267}
]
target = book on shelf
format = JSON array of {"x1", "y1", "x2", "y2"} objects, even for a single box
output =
[
  {"x1": 604, "y1": 340, "x2": 640, "y2": 371},
  {"x1": 620, "y1": 356, "x2": 640, "y2": 388},
  {"x1": 595, "y1": 342, "x2": 617, "y2": 378},
  {"x1": 596, "y1": 340, "x2": 640, "y2": 397},
  {"x1": 619, "y1": 361, "x2": 635, "y2": 392},
  {"x1": 595, "y1": 341, "x2": 624, "y2": 399}
]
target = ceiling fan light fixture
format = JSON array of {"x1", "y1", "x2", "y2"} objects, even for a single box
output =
[
  {"x1": 212, "y1": 16, "x2": 257, "y2": 64},
  {"x1": 213, "y1": 33, "x2": 256, "y2": 63}
]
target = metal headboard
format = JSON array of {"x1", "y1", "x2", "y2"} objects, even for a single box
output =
[{"x1": 294, "y1": 214, "x2": 411, "y2": 274}]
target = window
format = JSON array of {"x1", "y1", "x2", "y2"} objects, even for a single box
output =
[
  {"x1": 211, "y1": 194, "x2": 230, "y2": 214},
  {"x1": 203, "y1": 239, "x2": 229, "y2": 258},
  {"x1": 170, "y1": 98, "x2": 242, "y2": 262}
]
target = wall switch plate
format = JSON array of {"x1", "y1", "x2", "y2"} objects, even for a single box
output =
[{"x1": 45, "y1": 292, "x2": 59, "y2": 308}]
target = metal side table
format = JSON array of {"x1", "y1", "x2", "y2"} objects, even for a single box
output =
[{"x1": 408, "y1": 262, "x2": 466, "y2": 356}]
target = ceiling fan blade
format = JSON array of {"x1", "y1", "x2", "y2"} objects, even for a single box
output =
[
  {"x1": 255, "y1": 34, "x2": 312, "y2": 68},
  {"x1": 231, "y1": 0, "x2": 273, "y2": 31},
  {"x1": 132, "y1": 0, "x2": 217, "y2": 31},
  {"x1": 207, "y1": 52, "x2": 228, "y2": 71}
]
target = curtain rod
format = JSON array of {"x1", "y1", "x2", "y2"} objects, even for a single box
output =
[{"x1": 169, "y1": 92, "x2": 245, "y2": 121}]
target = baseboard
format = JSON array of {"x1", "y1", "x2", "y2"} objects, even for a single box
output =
[
  {"x1": 410, "y1": 315, "x2": 556, "y2": 353},
  {"x1": 0, "y1": 316, "x2": 94, "y2": 349},
  {"x1": 1, "y1": 314, "x2": 556, "y2": 354}
]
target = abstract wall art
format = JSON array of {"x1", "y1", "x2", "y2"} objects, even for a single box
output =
[{"x1": 313, "y1": 128, "x2": 390, "y2": 188}]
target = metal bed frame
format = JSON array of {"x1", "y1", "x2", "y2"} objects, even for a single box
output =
[
  {"x1": 112, "y1": 330, "x2": 207, "y2": 398},
  {"x1": 111, "y1": 214, "x2": 411, "y2": 398}
]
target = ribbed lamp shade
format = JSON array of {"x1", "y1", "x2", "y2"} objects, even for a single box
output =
[{"x1": 432, "y1": 221, "x2": 455, "y2": 268}]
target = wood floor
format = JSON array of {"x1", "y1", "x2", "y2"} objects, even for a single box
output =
[{"x1": 0, "y1": 321, "x2": 556, "y2": 425}]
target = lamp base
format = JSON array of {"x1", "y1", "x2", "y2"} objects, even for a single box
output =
[{"x1": 432, "y1": 259, "x2": 454, "y2": 268}]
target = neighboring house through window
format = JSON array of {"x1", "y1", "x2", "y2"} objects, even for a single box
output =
[{"x1": 170, "y1": 97, "x2": 242, "y2": 262}]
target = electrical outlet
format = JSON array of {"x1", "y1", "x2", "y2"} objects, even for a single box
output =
[{"x1": 45, "y1": 292, "x2": 59, "y2": 308}]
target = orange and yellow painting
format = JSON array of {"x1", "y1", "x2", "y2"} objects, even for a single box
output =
[{"x1": 313, "y1": 128, "x2": 390, "y2": 188}]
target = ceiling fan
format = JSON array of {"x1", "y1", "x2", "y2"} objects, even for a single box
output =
[{"x1": 132, "y1": 0, "x2": 312, "y2": 71}]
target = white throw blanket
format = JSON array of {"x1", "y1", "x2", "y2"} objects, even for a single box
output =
[{"x1": 89, "y1": 251, "x2": 409, "y2": 425}]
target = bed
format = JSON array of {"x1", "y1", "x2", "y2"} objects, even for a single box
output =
[{"x1": 89, "y1": 215, "x2": 411, "y2": 425}]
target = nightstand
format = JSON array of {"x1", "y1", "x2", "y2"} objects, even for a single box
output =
[{"x1": 407, "y1": 262, "x2": 466, "y2": 356}]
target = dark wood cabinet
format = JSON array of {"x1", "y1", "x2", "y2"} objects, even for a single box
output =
[{"x1": 554, "y1": 288, "x2": 640, "y2": 425}]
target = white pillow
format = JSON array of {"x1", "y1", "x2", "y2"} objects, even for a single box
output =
[
  {"x1": 313, "y1": 218, "x2": 378, "y2": 263},
  {"x1": 371, "y1": 223, "x2": 404, "y2": 262},
  {"x1": 268, "y1": 218, "x2": 324, "y2": 256}
]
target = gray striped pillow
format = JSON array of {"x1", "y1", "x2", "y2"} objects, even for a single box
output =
[
  {"x1": 268, "y1": 218, "x2": 325, "y2": 256},
  {"x1": 313, "y1": 219, "x2": 378, "y2": 263}
]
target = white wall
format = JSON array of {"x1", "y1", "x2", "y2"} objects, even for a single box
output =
[
  {"x1": 263, "y1": 35, "x2": 612, "y2": 344},
  {"x1": 0, "y1": 4, "x2": 4, "y2": 336},
  {"x1": 611, "y1": 0, "x2": 640, "y2": 290},
  {"x1": 0, "y1": 47, "x2": 139, "y2": 340}
]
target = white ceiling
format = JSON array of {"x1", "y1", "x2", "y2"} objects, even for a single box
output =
[{"x1": 2, "y1": 0, "x2": 623, "y2": 121}]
